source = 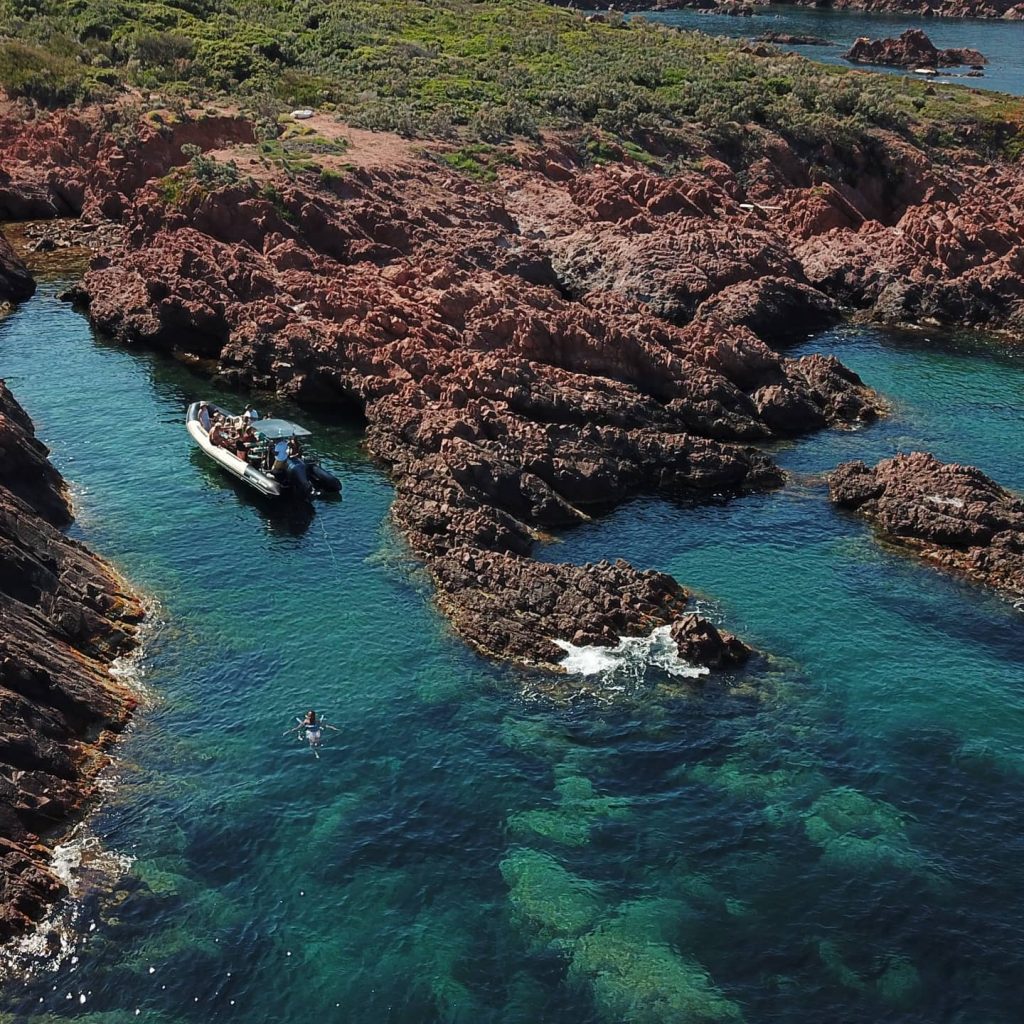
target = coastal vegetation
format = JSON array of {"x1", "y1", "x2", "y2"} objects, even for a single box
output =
[{"x1": 1, "y1": 0, "x2": 1022, "y2": 163}]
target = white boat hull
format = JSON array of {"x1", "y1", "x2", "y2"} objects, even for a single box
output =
[{"x1": 186, "y1": 401, "x2": 284, "y2": 498}]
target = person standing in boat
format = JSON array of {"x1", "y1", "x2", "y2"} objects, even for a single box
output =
[
  {"x1": 271, "y1": 436, "x2": 289, "y2": 474},
  {"x1": 244, "y1": 403, "x2": 259, "y2": 421},
  {"x1": 198, "y1": 402, "x2": 212, "y2": 431}
]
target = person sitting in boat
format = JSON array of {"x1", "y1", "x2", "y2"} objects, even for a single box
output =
[
  {"x1": 235, "y1": 425, "x2": 257, "y2": 461},
  {"x1": 287, "y1": 436, "x2": 303, "y2": 460},
  {"x1": 209, "y1": 419, "x2": 229, "y2": 448},
  {"x1": 198, "y1": 402, "x2": 212, "y2": 432}
]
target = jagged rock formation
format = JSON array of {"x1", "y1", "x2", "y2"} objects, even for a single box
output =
[
  {"x1": 54, "y1": 136, "x2": 880, "y2": 669},
  {"x1": 0, "y1": 229, "x2": 34, "y2": 304},
  {"x1": 7, "y1": 104, "x2": 1024, "y2": 670},
  {"x1": 845, "y1": 29, "x2": 987, "y2": 67},
  {"x1": 830, "y1": 452, "x2": 1024, "y2": 600},
  {"x1": 0, "y1": 380, "x2": 144, "y2": 942}
]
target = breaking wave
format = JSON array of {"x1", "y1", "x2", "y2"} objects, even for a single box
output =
[{"x1": 553, "y1": 624, "x2": 709, "y2": 691}]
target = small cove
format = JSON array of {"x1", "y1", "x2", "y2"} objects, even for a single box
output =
[{"x1": 1, "y1": 286, "x2": 1024, "y2": 1022}]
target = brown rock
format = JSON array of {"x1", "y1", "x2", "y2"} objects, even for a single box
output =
[
  {"x1": 0, "y1": 230, "x2": 34, "y2": 303},
  {"x1": 670, "y1": 613, "x2": 752, "y2": 668},
  {"x1": 845, "y1": 29, "x2": 987, "y2": 68},
  {"x1": 829, "y1": 452, "x2": 1024, "y2": 600}
]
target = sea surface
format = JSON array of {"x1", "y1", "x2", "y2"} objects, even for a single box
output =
[
  {"x1": 637, "y1": 4, "x2": 1024, "y2": 96},
  {"x1": 1, "y1": 284, "x2": 1024, "y2": 1023}
]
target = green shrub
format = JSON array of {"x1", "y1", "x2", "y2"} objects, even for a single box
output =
[
  {"x1": 133, "y1": 30, "x2": 194, "y2": 65},
  {"x1": 0, "y1": 39, "x2": 92, "y2": 105}
]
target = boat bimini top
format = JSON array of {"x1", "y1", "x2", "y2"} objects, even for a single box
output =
[{"x1": 253, "y1": 419, "x2": 313, "y2": 440}]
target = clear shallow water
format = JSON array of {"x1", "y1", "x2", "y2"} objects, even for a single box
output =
[
  {"x1": 638, "y1": 5, "x2": 1024, "y2": 95},
  {"x1": 1, "y1": 288, "x2": 1024, "y2": 1022}
]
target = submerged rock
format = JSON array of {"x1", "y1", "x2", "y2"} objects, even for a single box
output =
[
  {"x1": 829, "y1": 452, "x2": 1024, "y2": 602},
  {"x1": 567, "y1": 901, "x2": 743, "y2": 1024},
  {"x1": 803, "y1": 787, "x2": 929, "y2": 877},
  {"x1": 500, "y1": 847, "x2": 603, "y2": 944},
  {"x1": 508, "y1": 769, "x2": 630, "y2": 847}
]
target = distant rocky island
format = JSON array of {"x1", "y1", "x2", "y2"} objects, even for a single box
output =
[{"x1": 845, "y1": 28, "x2": 987, "y2": 67}]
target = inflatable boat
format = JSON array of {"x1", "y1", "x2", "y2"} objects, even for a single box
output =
[{"x1": 186, "y1": 401, "x2": 342, "y2": 500}]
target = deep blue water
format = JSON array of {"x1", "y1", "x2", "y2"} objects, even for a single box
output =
[
  {"x1": 1, "y1": 288, "x2": 1024, "y2": 1023},
  {"x1": 637, "y1": 4, "x2": 1024, "y2": 95}
]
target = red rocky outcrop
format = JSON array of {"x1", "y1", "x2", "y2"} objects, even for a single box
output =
[
  {"x1": 830, "y1": 452, "x2": 1024, "y2": 600},
  {"x1": 0, "y1": 109, "x2": 253, "y2": 222},
  {"x1": 845, "y1": 29, "x2": 987, "y2": 67},
  {"x1": 0, "y1": 381, "x2": 144, "y2": 943},
  {"x1": 0, "y1": 228, "x2": 34, "y2": 304},
  {"x1": 24, "y1": 107, "x2": 1024, "y2": 669},
  {"x1": 52, "y1": 148, "x2": 881, "y2": 671}
]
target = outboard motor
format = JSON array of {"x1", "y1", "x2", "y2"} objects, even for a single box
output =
[
  {"x1": 308, "y1": 462, "x2": 342, "y2": 494},
  {"x1": 284, "y1": 457, "x2": 313, "y2": 499}
]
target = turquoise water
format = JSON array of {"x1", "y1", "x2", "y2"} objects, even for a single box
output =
[
  {"x1": 1, "y1": 286, "x2": 1024, "y2": 1022},
  {"x1": 639, "y1": 5, "x2": 1024, "y2": 96}
]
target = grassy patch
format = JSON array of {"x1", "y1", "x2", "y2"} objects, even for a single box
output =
[{"x1": 434, "y1": 143, "x2": 517, "y2": 182}]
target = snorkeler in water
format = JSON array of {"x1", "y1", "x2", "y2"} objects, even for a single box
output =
[{"x1": 285, "y1": 710, "x2": 339, "y2": 759}]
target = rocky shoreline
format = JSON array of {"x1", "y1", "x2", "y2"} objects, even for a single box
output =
[
  {"x1": 0, "y1": 365, "x2": 144, "y2": 944},
  {"x1": 830, "y1": 452, "x2": 1024, "y2": 602},
  {"x1": 4, "y1": 101, "x2": 1024, "y2": 670},
  {"x1": 7, "y1": 108, "x2": 898, "y2": 669}
]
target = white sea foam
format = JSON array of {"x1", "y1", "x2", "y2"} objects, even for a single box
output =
[
  {"x1": 108, "y1": 595, "x2": 162, "y2": 701},
  {"x1": 553, "y1": 624, "x2": 709, "y2": 690},
  {"x1": 0, "y1": 602, "x2": 157, "y2": 981},
  {"x1": 0, "y1": 828, "x2": 135, "y2": 983}
]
